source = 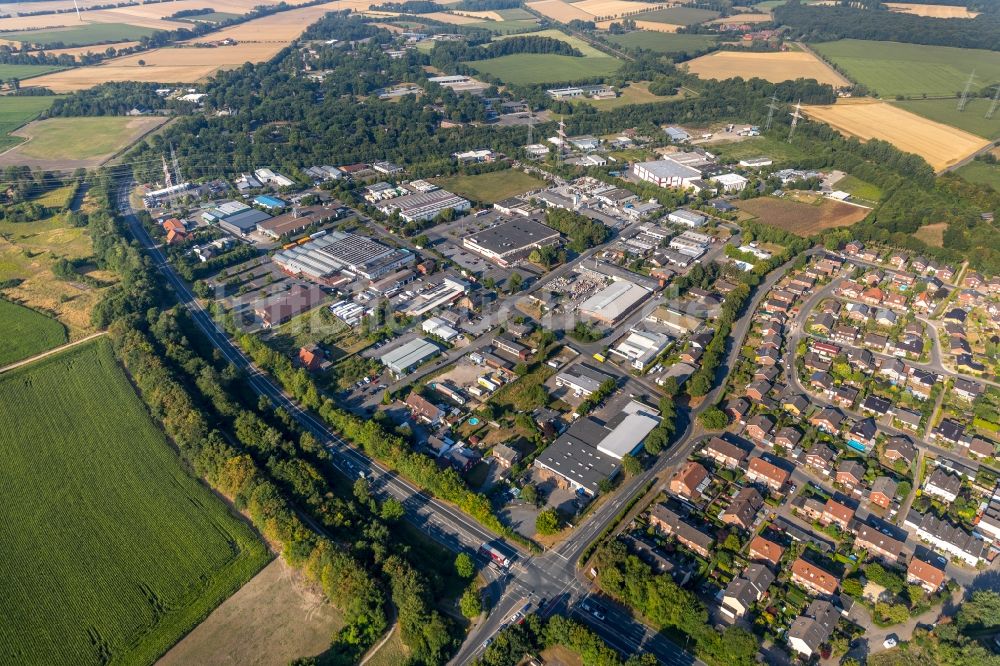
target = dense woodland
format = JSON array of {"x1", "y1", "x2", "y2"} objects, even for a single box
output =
[{"x1": 775, "y1": 0, "x2": 1000, "y2": 50}]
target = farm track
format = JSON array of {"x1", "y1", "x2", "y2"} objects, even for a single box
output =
[{"x1": 0, "y1": 329, "x2": 105, "y2": 374}]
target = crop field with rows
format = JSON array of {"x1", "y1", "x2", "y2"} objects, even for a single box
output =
[{"x1": 0, "y1": 339, "x2": 269, "y2": 665}]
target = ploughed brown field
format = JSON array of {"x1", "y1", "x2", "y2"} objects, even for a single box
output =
[{"x1": 736, "y1": 194, "x2": 871, "y2": 236}]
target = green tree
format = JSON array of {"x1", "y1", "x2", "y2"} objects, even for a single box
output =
[
  {"x1": 380, "y1": 497, "x2": 404, "y2": 521},
  {"x1": 459, "y1": 584, "x2": 483, "y2": 619},
  {"x1": 455, "y1": 552, "x2": 475, "y2": 578},
  {"x1": 536, "y1": 508, "x2": 561, "y2": 535},
  {"x1": 622, "y1": 453, "x2": 641, "y2": 477},
  {"x1": 508, "y1": 272, "x2": 524, "y2": 293},
  {"x1": 957, "y1": 590, "x2": 1000, "y2": 630},
  {"x1": 521, "y1": 483, "x2": 538, "y2": 506},
  {"x1": 698, "y1": 405, "x2": 728, "y2": 430},
  {"x1": 644, "y1": 427, "x2": 668, "y2": 455}
]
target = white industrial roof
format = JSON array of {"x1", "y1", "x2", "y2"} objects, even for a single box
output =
[
  {"x1": 381, "y1": 338, "x2": 440, "y2": 373},
  {"x1": 597, "y1": 412, "x2": 659, "y2": 459},
  {"x1": 578, "y1": 280, "x2": 650, "y2": 320}
]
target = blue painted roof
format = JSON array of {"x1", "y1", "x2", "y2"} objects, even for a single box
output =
[{"x1": 254, "y1": 195, "x2": 286, "y2": 207}]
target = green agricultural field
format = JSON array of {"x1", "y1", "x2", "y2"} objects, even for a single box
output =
[
  {"x1": 0, "y1": 339, "x2": 270, "y2": 666},
  {"x1": 432, "y1": 169, "x2": 545, "y2": 203},
  {"x1": 956, "y1": 160, "x2": 1000, "y2": 190},
  {"x1": 892, "y1": 97, "x2": 1000, "y2": 140},
  {"x1": 11, "y1": 116, "x2": 158, "y2": 160},
  {"x1": 710, "y1": 135, "x2": 811, "y2": 165},
  {"x1": 811, "y1": 39, "x2": 1000, "y2": 98},
  {"x1": 497, "y1": 7, "x2": 535, "y2": 20},
  {"x1": 573, "y1": 82, "x2": 682, "y2": 109},
  {"x1": 0, "y1": 95, "x2": 57, "y2": 151},
  {"x1": 468, "y1": 30, "x2": 621, "y2": 83},
  {"x1": 0, "y1": 298, "x2": 67, "y2": 366},
  {"x1": 606, "y1": 30, "x2": 718, "y2": 55},
  {"x1": 633, "y1": 7, "x2": 720, "y2": 25},
  {"x1": 0, "y1": 23, "x2": 160, "y2": 47},
  {"x1": 835, "y1": 174, "x2": 882, "y2": 203},
  {"x1": 0, "y1": 63, "x2": 65, "y2": 81}
]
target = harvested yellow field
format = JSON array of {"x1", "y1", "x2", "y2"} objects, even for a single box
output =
[
  {"x1": 597, "y1": 18, "x2": 679, "y2": 31},
  {"x1": 571, "y1": 0, "x2": 663, "y2": 18},
  {"x1": 685, "y1": 50, "x2": 850, "y2": 86},
  {"x1": 527, "y1": 0, "x2": 593, "y2": 22},
  {"x1": 708, "y1": 12, "x2": 772, "y2": 23},
  {"x1": 886, "y1": 2, "x2": 979, "y2": 18},
  {"x1": 45, "y1": 40, "x2": 141, "y2": 60},
  {"x1": 186, "y1": 2, "x2": 349, "y2": 43},
  {"x1": 28, "y1": 43, "x2": 283, "y2": 91},
  {"x1": 803, "y1": 100, "x2": 990, "y2": 172},
  {"x1": 419, "y1": 11, "x2": 481, "y2": 24},
  {"x1": 451, "y1": 9, "x2": 505, "y2": 21}
]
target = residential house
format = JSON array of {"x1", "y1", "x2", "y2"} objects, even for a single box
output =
[
  {"x1": 964, "y1": 436, "x2": 996, "y2": 460},
  {"x1": 821, "y1": 498, "x2": 855, "y2": 531},
  {"x1": 831, "y1": 325, "x2": 858, "y2": 344},
  {"x1": 810, "y1": 407, "x2": 845, "y2": 434},
  {"x1": 721, "y1": 563, "x2": 774, "y2": 620},
  {"x1": 836, "y1": 460, "x2": 866, "y2": 491},
  {"x1": 909, "y1": 511, "x2": 986, "y2": 566},
  {"x1": 848, "y1": 417, "x2": 878, "y2": 451},
  {"x1": 746, "y1": 457, "x2": 790, "y2": 492},
  {"x1": 782, "y1": 394, "x2": 809, "y2": 417},
  {"x1": 748, "y1": 534, "x2": 785, "y2": 567},
  {"x1": 864, "y1": 332, "x2": 889, "y2": 350},
  {"x1": 893, "y1": 408, "x2": 922, "y2": 432},
  {"x1": 492, "y1": 443, "x2": 520, "y2": 469},
  {"x1": 907, "y1": 554, "x2": 946, "y2": 593},
  {"x1": 791, "y1": 558, "x2": 840, "y2": 597},
  {"x1": 869, "y1": 476, "x2": 897, "y2": 509},
  {"x1": 953, "y1": 378, "x2": 983, "y2": 402},
  {"x1": 702, "y1": 437, "x2": 749, "y2": 469},
  {"x1": 669, "y1": 461, "x2": 709, "y2": 500},
  {"x1": 649, "y1": 504, "x2": 715, "y2": 557},
  {"x1": 932, "y1": 419, "x2": 965, "y2": 447},
  {"x1": 788, "y1": 600, "x2": 840, "y2": 658},
  {"x1": 884, "y1": 436, "x2": 917, "y2": 468},
  {"x1": 924, "y1": 468, "x2": 961, "y2": 503},
  {"x1": 805, "y1": 443, "x2": 837, "y2": 475},
  {"x1": 833, "y1": 385, "x2": 859, "y2": 408},
  {"x1": 405, "y1": 392, "x2": 444, "y2": 425},
  {"x1": 745, "y1": 414, "x2": 775, "y2": 444},
  {"x1": 725, "y1": 398, "x2": 751, "y2": 424},
  {"x1": 861, "y1": 395, "x2": 893, "y2": 419},
  {"x1": 854, "y1": 524, "x2": 904, "y2": 564},
  {"x1": 745, "y1": 381, "x2": 773, "y2": 403},
  {"x1": 775, "y1": 426, "x2": 803, "y2": 451},
  {"x1": 721, "y1": 487, "x2": 764, "y2": 531}
]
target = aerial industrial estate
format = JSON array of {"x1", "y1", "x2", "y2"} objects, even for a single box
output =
[{"x1": 1, "y1": 1, "x2": 1000, "y2": 666}]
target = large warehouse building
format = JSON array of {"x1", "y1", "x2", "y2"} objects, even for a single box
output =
[
  {"x1": 273, "y1": 231, "x2": 414, "y2": 284},
  {"x1": 633, "y1": 158, "x2": 702, "y2": 190},
  {"x1": 381, "y1": 338, "x2": 442, "y2": 376},
  {"x1": 202, "y1": 200, "x2": 272, "y2": 236},
  {"x1": 578, "y1": 279, "x2": 652, "y2": 325},
  {"x1": 534, "y1": 401, "x2": 660, "y2": 496},
  {"x1": 463, "y1": 219, "x2": 561, "y2": 267},
  {"x1": 376, "y1": 188, "x2": 471, "y2": 222}
]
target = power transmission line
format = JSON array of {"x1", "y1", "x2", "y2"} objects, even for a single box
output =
[
  {"x1": 958, "y1": 69, "x2": 976, "y2": 112},
  {"x1": 986, "y1": 84, "x2": 1000, "y2": 120},
  {"x1": 764, "y1": 94, "x2": 780, "y2": 132},
  {"x1": 788, "y1": 100, "x2": 803, "y2": 142}
]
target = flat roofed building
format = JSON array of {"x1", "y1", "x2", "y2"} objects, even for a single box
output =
[
  {"x1": 667, "y1": 209, "x2": 707, "y2": 227},
  {"x1": 578, "y1": 280, "x2": 651, "y2": 325},
  {"x1": 381, "y1": 337, "x2": 441, "y2": 376},
  {"x1": 534, "y1": 431, "x2": 619, "y2": 497},
  {"x1": 463, "y1": 219, "x2": 561, "y2": 268},
  {"x1": 633, "y1": 159, "x2": 702, "y2": 189},
  {"x1": 555, "y1": 364, "x2": 614, "y2": 396},
  {"x1": 274, "y1": 231, "x2": 414, "y2": 283},
  {"x1": 376, "y1": 188, "x2": 470, "y2": 222},
  {"x1": 256, "y1": 205, "x2": 339, "y2": 240},
  {"x1": 611, "y1": 329, "x2": 671, "y2": 370},
  {"x1": 597, "y1": 411, "x2": 659, "y2": 459},
  {"x1": 254, "y1": 283, "x2": 325, "y2": 328}
]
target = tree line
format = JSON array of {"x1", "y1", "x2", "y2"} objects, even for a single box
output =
[{"x1": 774, "y1": 1, "x2": 1000, "y2": 51}]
